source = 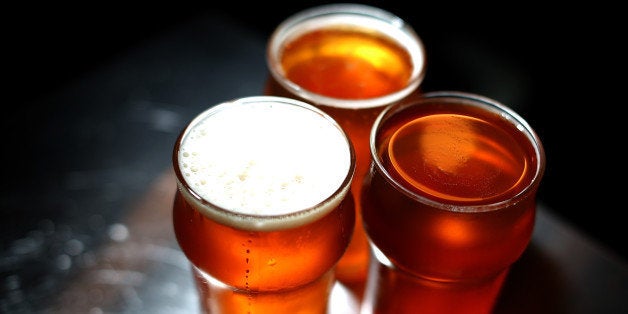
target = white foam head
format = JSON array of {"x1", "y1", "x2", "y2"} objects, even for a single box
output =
[{"x1": 175, "y1": 96, "x2": 354, "y2": 230}]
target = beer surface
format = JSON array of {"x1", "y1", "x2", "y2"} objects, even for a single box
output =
[
  {"x1": 388, "y1": 113, "x2": 530, "y2": 203},
  {"x1": 177, "y1": 100, "x2": 351, "y2": 226},
  {"x1": 280, "y1": 27, "x2": 413, "y2": 99}
]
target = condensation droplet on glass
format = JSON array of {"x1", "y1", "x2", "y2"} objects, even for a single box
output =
[
  {"x1": 56, "y1": 254, "x2": 72, "y2": 270},
  {"x1": 108, "y1": 223, "x2": 129, "y2": 242},
  {"x1": 89, "y1": 307, "x2": 104, "y2": 314},
  {"x1": 65, "y1": 239, "x2": 85, "y2": 256}
]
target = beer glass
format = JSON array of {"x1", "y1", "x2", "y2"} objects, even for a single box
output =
[
  {"x1": 361, "y1": 91, "x2": 546, "y2": 314},
  {"x1": 265, "y1": 3, "x2": 427, "y2": 295},
  {"x1": 172, "y1": 96, "x2": 356, "y2": 313}
]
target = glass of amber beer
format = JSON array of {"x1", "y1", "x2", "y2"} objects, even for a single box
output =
[
  {"x1": 265, "y1": 4, "x2": 426, "y2": 295},
  {"x1": 172, "y1": 96, "x2": 356, "y2": 313},
  {"x1": 361, "y1": 91, "x2": 546, "y2": 314}
]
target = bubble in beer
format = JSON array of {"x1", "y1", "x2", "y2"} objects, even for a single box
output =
[{"x1": 178, "y1": 98, "x2": 352, "y2": 217}]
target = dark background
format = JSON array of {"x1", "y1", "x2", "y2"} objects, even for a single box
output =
[{"x1": 5, "y1": 0, "x2": 624, "y2": 269}]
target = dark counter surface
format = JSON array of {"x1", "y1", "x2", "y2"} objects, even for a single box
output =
[{"x1": 2, "y1": 3, "x2": 626, "y2": 313}]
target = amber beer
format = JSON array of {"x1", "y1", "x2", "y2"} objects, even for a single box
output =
[
  {"x1": 361, "y1": 92, "x2": 546, "y2": 314},
  {"x1": 265, "y1": 4, "x2": 426, "y2": 294},
  {"x1": 172, "y1": 96, "x2": 356, "y2": 313}
]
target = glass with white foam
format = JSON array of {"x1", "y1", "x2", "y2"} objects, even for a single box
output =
[{"x1": 172, "y1": 96, "x2": 356, "y2": 313}]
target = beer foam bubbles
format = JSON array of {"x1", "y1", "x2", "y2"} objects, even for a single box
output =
[{"x1": 178, "y1": 97, "x2": 352, "y2": 219}]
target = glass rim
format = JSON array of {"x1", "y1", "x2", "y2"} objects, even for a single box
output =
[
  {"x1": 173, "y1": 96, "x2": 356, "y2": 231},
  {"x1": 369, "y1": 90, "x2": 546, "y2": 212},
  {"x1": 266, "y1": 3, "x2": 427, "y2": 109}
]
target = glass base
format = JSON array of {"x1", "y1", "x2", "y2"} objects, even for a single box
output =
[
  {"x1": 361, "y1": 247, "x2": 507, "y2": 314},
  {"x1": 191, "y1": 266, "x2": 360, "y2": 314}
]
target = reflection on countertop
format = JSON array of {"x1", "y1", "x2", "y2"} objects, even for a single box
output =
[{"x1": 5, "y1": 168, "x2": 626, "y2": 313}]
